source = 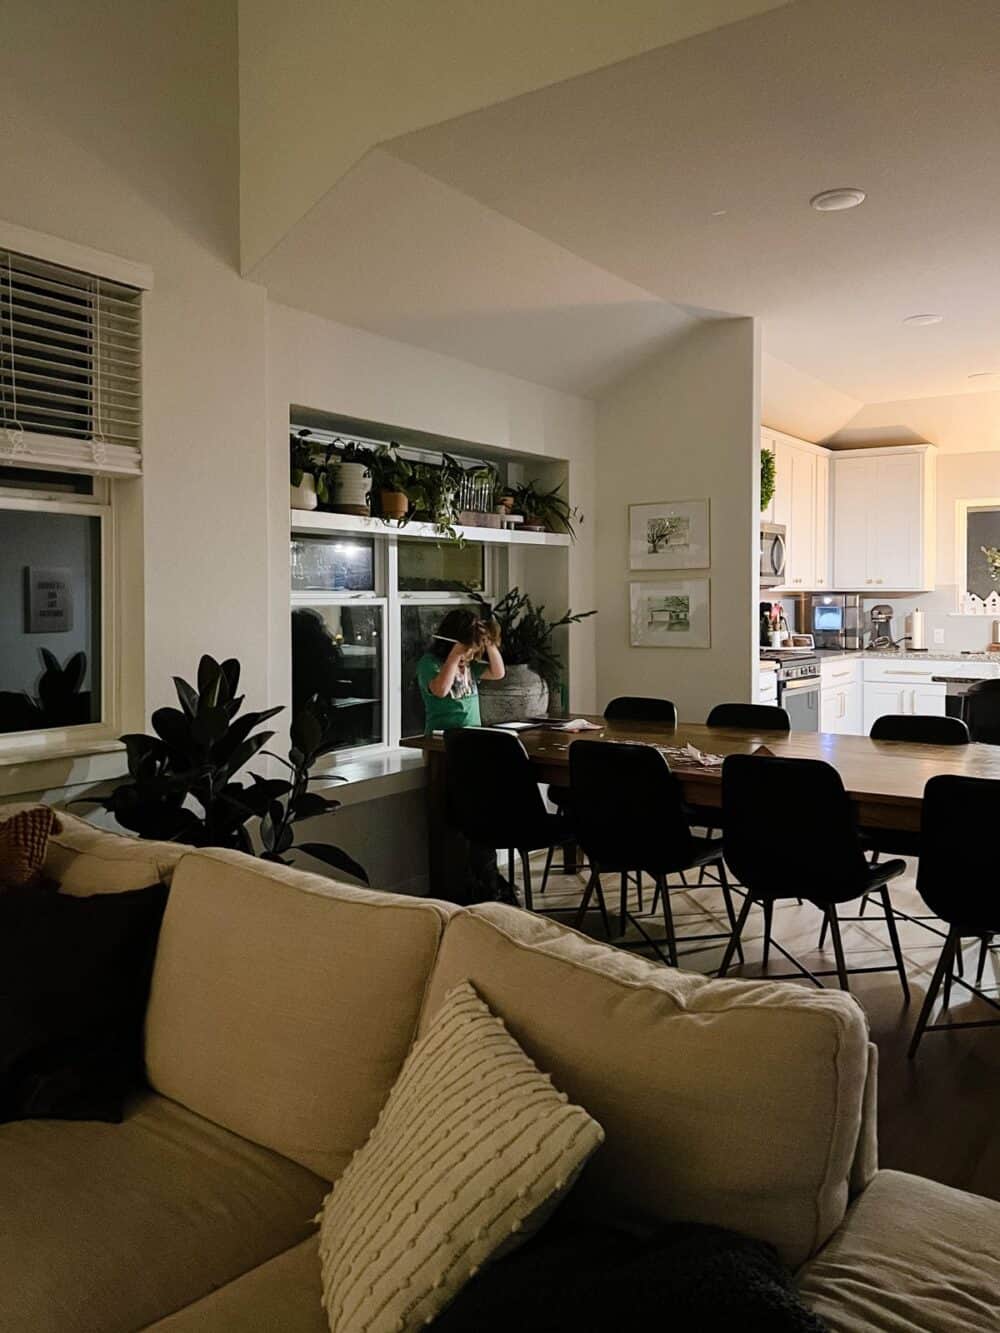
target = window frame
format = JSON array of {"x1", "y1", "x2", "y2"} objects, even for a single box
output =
[
  {"x1": 291, "y1": 529, "x2": 503, "y2": 762},
  {"x1": 0, "y1": 474, "x2": 119, "y2": 755}
]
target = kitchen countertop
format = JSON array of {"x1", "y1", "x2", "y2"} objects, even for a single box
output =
[{"x1": 815, "y1": 647, "x2": 1000, "y2": 664}]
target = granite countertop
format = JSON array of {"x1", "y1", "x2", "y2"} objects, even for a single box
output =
[{"x1": 816, "y1": 647, "x2": 1000, "y2": 664}]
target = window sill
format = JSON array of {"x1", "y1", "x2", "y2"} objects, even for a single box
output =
[
  {"x1": 0, "y1": 738, "x2": 127, "y2": 799},
  {"x1": 308, "y1": 747, "x2": 427, "y2": 805}
]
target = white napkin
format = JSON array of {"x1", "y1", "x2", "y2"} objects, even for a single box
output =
[{"x1": 560, "y1": 718, "x2": 603, "y2": 732}]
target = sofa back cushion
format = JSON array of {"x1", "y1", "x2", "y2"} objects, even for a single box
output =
[
  {"x1": 420, "y1": 905, "x2": 874, "y2": 1268},
  {"x1": 145, "y1": 849, "x2": 455, "y2": 1181},
  {"x1": 42, "y1": 808, "x2": 186, "y2": 893}
]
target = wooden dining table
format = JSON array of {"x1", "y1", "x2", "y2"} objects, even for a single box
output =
[{"x1": 401, "y1": 718, "x2": 1000, "y2": 901}]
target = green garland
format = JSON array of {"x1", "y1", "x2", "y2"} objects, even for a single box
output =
[{"x1": 760, "y1": 448, "x2": 776, "y2": 512}]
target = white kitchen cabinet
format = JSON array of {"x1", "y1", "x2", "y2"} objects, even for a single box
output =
[
  {"x1": 863, "y1": 681, "x2": 908, "y2": 734},
  {"x1": 832, "y1": 446, "x2": 936, "y2": 592},
  {"x1": 862, "y1": 657, "x2": 946, "y2": 731},
  {"x1": 820, "y1": 657, "x2": 862, "y2": 734},
  {"x1": 760, "y1": 428, "x2": 831, "y2": 591}
]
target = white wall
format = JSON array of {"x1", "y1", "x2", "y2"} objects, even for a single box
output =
[{"x1": 595, "y1": 318, "x2": 759, "y2": 720}]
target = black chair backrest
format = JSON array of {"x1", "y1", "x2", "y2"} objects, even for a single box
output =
[
  {"x1": 917, "y1": 775, "x2": 1000, "y2": 933},
  {"x1": 604, "y1": 696, "x2": 677, "y2": 725},
  {"x1": 964, "y1": 680, "x2": 1000, "y2": 744},
  {"x1": 869, "y1": 713, "x2": 970, "y2": 745},
  {"x1": 722, "y1": 754, "x2": 870, "y2": 904},
  {"x1": 707, "y1": 702, "x2": 791, "y2": 731},
  {"x1": 443, "y1": 728, "x2": 548, "y2": 847},
  {"x1": 568, "y1": 740, "x2": 695, "y2": 873}
]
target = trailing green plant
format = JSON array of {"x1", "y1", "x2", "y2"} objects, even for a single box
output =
[
  {"x1": 366, "y1": 442, "x2": 413, "y2": 495},
  {"x1": 465, "y1": 587, "x2": 595, "y2": 688},
  {"x1": 290, "y1": 429, "x2": 316, "y2": 487},
  {"x1": 409, "y1": 453, "x2": 466, "y2": 541},
  {"x1": 507, "y1": 480, "x2": 581, "y2": 538},
  {"x1": 760, "y1": 447, "x2": 776, "y2": 512},
  {"x1": 72, "y1": 655, "x2": 367, "y2": 881}
]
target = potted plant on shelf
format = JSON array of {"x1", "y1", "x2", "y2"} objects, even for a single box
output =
[
  {"x1": 466, "y1": 587, "x2": 596, "y2": 723},
  {"x1": 325, "y1": 440, "x2": 374, "y2": 515},
  {"x1": 760, "y1": 447, "x2": 776, "y2": 512},
  {"x1": 409, "y1": 454, "x2": 466, "y2": 541},
  {"x1": 507, "y1": 480, "x2": 581, "y2": 537},
  {"x1": 366, "y1": 443, "x2": 414, "y2": 522},
  {"x1": 290, "y1": 430, "x2": 319, "y2": 510}
]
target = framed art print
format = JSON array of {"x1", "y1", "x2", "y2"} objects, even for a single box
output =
[
  {"x1": 630, "y1": 579, "x2": 710, "y2": 649},
  {"x1": 629, "y1": 499, "x2": 710, "y2": 570}
]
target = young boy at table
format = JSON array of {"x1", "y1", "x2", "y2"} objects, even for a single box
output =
[{"x1": 417, "y1": 608, "x2": 505, "y2": 734}]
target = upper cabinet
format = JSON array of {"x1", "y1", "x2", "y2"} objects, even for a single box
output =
[
  {"x1": 831, "y1": 445, "x2": 936, "y2": 592},
  {"x1": 760, "y1": 428, "x2": 830, "y2": 590}
]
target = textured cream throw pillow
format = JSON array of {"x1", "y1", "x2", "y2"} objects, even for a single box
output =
[{"x1": 318, "y1": 981, "x2": 605, "y2": 1333}]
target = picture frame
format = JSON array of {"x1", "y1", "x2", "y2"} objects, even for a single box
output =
[
  {"x1": 24, "y1": 566, "x2": 74, "y2": 634},
  {"x1": 955, "y1": 498, "x2": 1000, "y2": 613},
  {"x1": 629, "y1": 499, "x2": 710, "y2": 570},
  {"x1": 630, "y1": 578, "x2": 710, "y2": 649}
]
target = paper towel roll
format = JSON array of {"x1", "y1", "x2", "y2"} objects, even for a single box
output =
[{"x1": 910, "y1": 609, "x2": 926, "y2": 651}]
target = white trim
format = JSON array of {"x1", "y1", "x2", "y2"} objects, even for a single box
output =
[
  {"x1": 0, "y1": 219, "x2": 153, "y2": 291},
  {"x1": 290, "y1": 508, "x2": 570, "y2": 547}
]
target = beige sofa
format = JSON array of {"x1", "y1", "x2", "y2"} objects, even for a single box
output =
[{"x1": 3, "y1": 810, "x2": 998, "y2": 1332}]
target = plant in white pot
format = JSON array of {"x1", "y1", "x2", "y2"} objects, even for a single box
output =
[
  {"x1": 367, "y1": 443, "x2": 414, "y2": 522},
  {"x1": 290, "y1": 431, "x2": 319, "y2": 510},
  {"x1": 467, "y1": 587, "x2": 596, "y2": 723},
  {"x1": 326, "y1": 441, "x2": 373, "y2": 515}
]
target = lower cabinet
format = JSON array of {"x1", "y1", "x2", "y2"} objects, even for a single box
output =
[
  {"x1": 862, "y1": 664, "x2": 946, "y2": 733},
  {"x1": 821, "y1": 681, "x2": 862, "y2": 735}
]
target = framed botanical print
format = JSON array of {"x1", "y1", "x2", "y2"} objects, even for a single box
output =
[
  {"x1": 630, "y1": 579, "x2": 711, "y2": 649},
  {"x1": 629, "y1": 499, "x2": 710, "y2": 570}
]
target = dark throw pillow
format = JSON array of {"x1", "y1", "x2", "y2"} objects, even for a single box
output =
[
  {"x1": 434, "y1": 1214, "x2": 829, "y2": 1333},
  {"x1": 0, "y1": 882, "x2": 169, "y2": 1123}
]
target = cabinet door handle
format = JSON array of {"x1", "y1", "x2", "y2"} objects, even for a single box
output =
[
  {"x1": 884, "y1": 669, "x2": 931, "y2": 677},
  {"x1": 831, "y1": 670, "x2": 852, "y2": 679}
]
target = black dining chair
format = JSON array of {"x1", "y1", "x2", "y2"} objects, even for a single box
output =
[
  {"x1": 718, "y1": 754, "x2": 909, "y2": 996},
  {"x1": 692, "y1": 702, "x2": 791, "y2": 885},
  {"x1": 567, "y1": 740, "x2": 741, "y2": 967},
  {"x1": 544, "y1": 695, "x2": 678, "y2": 900},
  {"x1": 444, "y1": 728, "x2": 570, "y2": 913},
  {"x1": 908, "y1": 775, "x2": 1000, "y2": 1056},
  {"x1": 964, "y1": 679, "x2": 1000, "y2": 744},
  {"x1": 820, "y1": 713, "x2": 972, "y2": 947}
]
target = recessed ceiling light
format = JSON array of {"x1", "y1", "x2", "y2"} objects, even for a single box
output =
[
  {"x1": 903, "y1": 313, "x2": 943, "y2": 326},
  {"x1": 810, "y1": 187, "x2": 867, "y2": 212},
  {"x1": 968, "y1": 371, "x2": 1000, "y2": 380}
]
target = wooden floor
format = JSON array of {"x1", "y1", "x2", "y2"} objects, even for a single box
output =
[{"x1": 532, "y1": 856, "x2": 1000, "y2": 1203}]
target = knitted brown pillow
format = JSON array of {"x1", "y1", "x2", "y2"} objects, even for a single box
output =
[{"x1": 0, "y1": 806, "x2": 61, "y2": 891}]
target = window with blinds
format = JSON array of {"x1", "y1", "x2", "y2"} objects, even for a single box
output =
[{"x1": 0, "y1": 248, "x2": 142, "y2": 474}]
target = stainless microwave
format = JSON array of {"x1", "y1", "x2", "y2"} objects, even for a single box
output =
[{"x1": 760, "y1": 523, "x2": 786, "y2": 587}]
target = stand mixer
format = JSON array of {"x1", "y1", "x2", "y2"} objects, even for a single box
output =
[{"x1": 869, "y1": 602, "x2": 910, "y2": 650}]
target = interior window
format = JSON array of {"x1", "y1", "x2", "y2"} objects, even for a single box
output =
[
  {"x1": 398, "y1": 539, "x2": 484, "y2": 593},
  {"x1": 291, "y1": 603, "x2": 383, "y2": 748}
]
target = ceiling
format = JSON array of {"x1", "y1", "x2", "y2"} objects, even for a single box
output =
[
  {"x1": 256, "y1": 0, "x2": 1000, "y2": 427},
  {"x1": 388, "y1": 0, "x2": 1000, "y2": 407}
]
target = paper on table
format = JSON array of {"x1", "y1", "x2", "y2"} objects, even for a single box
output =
[{"x1": 560, "y1": 718, "x2": 604, "y2": 732}]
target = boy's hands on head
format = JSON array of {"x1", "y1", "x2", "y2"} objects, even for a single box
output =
[{"x1": 480, "y1": 617, "x2": 502, "y2": 649}]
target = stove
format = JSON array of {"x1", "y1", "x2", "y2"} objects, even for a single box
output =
[
  {"x1": 760, "y1": 649, "x2": 820, "y2": 682},
  {"x1": 760, "y1": 650, "x2": 820, "y2": 730}
]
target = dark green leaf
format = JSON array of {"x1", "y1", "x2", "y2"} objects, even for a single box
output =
[
  {"x1": 297, "y1": 842, "x2": 369, "y2": 884},
  {"x1": 291, "y1": 791, "x2": 333, "y2": 820},
  {"x1": 173, "y1": 676, "x2": 200, "y2": 717}
]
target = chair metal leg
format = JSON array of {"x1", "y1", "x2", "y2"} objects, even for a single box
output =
[
  {"x1": 826, "y1": 906, "x2": 850, "y2": 992},
  {"x1": 943, "y1": 941, "x2": 955, "y2": 1011},
  {"x1": 716, "y1": 859, "x2": 744, "y2": 965},
  {"x1": 593, "y1": 872, "x2": 612, "y2": 939},
  {"x1": 518, "y1": 849, "x2": 534, "y2": 914},
  {"x1": 507, "y1": 849, "x2": 515, "y2": 894},
  {"x1": 619, "y1": 872, "x2": 629, "y2": 937},
  {"x1": 818, "y1": 911, "x2": 829, "y2": 950},
  {"x1": 858, "y1": 893, "x2": 871, "y2": 918},
  {"x1": 635, "y1": 871, "x2": 644, "y2": 913},
  {"x1": 977, "y1": 935, "x2": 993, "y2": 988},
  {"x1": 908, "y1": 931, "x2": 958, "y2": 1059},
  {"x1": 657, "y1": 874, "x2": 679, "y2": 967},
  {"x1": 697, "y1": 830, "x2": 716, "y2": 885},
  {"x1": 574, "y1": 863, "x2": 611, "y2": 938},
  {"x1": 540, "y1": 844, "x2": 556, "y2": 895},
  {"x1": 651, "y1": 878, "x2": 662, "y2": 914},
  {"x1": 880, "y1": 887, "x2": 910, "y2": 1002},
  {"x1": 717, "y1": 892, "x2": 754, "y2": 977},
  {"x1": 762, "y1": 898, "x2": 774, "y2": 969}
]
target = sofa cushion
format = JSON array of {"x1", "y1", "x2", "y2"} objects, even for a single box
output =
[
  {"x1": 420, "y1": 904, "x2": 873, "y2": 1268},
  {"x1": 318, "y1": 981, "x2": 605, "y2": 1333},
  {"x1": 0, "y1": 1091, "x2": 326, "y2": 1333},
  {"x1": 797, "y1": 1169, "x2": 1000, "y2": 1332},
  {"x1": 39, "y1": 807, "x2": 186, "y2": 893},
  {"x1": 140, "y1": 1239, "x2": 326, "y2": 1332},
  {"x1": 145, "y1": 848, "x2": 456, "y2": 1180}
]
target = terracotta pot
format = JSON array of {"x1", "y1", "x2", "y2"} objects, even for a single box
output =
[
  {"x1": 379, "y1": 489, "x2": 409, "y2": 520},
  {"x1": 478, "y1": 664, "x2": 549, "y2": 724}
]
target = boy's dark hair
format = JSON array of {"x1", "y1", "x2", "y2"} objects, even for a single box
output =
[{"x1": 429, "y1": 608, "x2": 484, "y2": 662}]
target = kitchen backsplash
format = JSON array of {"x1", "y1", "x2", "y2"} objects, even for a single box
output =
[{"x1": 862, "y1": 586, "x2": 998, "y2": 652}]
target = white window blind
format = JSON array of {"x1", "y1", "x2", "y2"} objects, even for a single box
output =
[{"x1": 0, "y1": 248, "x2": 142, "y2": 476}]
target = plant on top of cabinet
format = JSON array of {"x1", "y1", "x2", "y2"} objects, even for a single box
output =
[
  {"x1": 507, "y1": 480, "x2": 581, "y2": 537},
  {"x1": 290, "y1": 430, "x2": 319, "y2": 510},
  {"x1": 760, "y1": 447, "x2": 776, "y2": 512},
  {"x1": 366, "y1": 443, "x2": 414, "y2": 522}
]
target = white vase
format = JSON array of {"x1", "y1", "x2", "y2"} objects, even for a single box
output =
[
  {"x1": 332, "y1": 461, "x2": 371, "y2": 512},
  {"x1": 290, "y1": 474, "x2": 318, "y2": 510}
]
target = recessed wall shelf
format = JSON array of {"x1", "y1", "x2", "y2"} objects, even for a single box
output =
[{"x1": 289, "y1": 509, "x2": 571, "y2": 547}]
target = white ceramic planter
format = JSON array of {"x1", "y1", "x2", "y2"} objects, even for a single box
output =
[
  {"x1": 333, "y1": 461, "x2": 371, "y2": 512},
  {"x1": 290, "y1": 474, "x2": 318, "y2": 510}
]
